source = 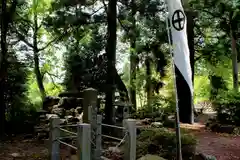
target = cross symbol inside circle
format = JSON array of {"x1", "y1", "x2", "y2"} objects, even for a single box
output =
[{"x1": 172, "y1": 10, "x2": 185, "y2": 31}]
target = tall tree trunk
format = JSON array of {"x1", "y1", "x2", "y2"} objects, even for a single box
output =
[
  {"x1": 104, "y1": 0, "x2": 117, "y2": 125},
  {"x1": 145, "y1": 56, "x2": 152, "y2": 109},
  {"x1": 0, "y1": 0, "x2": 17, "y2": 141},
  {"x1": 230, "y1": 16, "x2": 238, "y2": 91},
  {"x1": 0, "y1": 79, "x2": 5, "y2": 141},
  {"x1": 0, "y1": 0, "x2": 8, "y2": 140},
  {"x1": 115, "y1": 67, "x2": 129, "y2": 101},
  {"x1": 129, "y1": 0, "x2": 137, "y2": 112},
  {"x1": 33, "y1": 11, "x2": 46, "y2": 101}
]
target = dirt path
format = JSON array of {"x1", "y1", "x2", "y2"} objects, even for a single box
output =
[
  {"x1": 0, "y1": 138, "x2": 48, "y2": 160},
  {"x1": 181, "y1": 123, "x2": 240, "y2": 160},
  {"x1": 195, "y1": 131, "x2": 240, "y2": 160},
  {"x1": 1, "y1": 125, "x2": 240, "y2": 160}
]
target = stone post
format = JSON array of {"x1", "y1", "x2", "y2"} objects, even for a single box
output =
[
  {"x1": 50, "y1": 117, "x2": 60, "y2": 160},
  {"x1": 123, "y1": 119, "x2": 136, "y2": 160},
  {"x1": 94, "y1": 115, "x2": 102, "y2": 160},
  {"x1": 77, "y1": 123, "x2": 91, "y2": 160},
  {"x1": 83, "y1": 88, "x2": 98, "y2": 159}
]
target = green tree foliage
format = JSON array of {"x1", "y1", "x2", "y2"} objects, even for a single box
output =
[
  {"x1": 63, "y1": 29, "x2": 106, "y2": 92},
  {"x1": 45, "y1": 0, "x2": 107, "y2": 93},
  {"x1": 4, "y1": 53, "x2": 33, "y2": 133},
  {"x1": 12, "y1": 0, "x2": 60, "y2": 101},
  {"x1": 46, "y1": 0, "x2": 128, "y2": 124},
  {"x1": 214, "y1": 89, "x2": 240, "y2": 126},
  {"x1": 2, "y1": 0, "x2": 240, "y2": 139},
  {"x1": 137, "y1": 128, "x2": 197, "y2": 159},
  {"x1": 118, "y1": 0, "x2": 169, "y2": 110},
  {"x1": 188, "y1": 0, "x2": 240, "y2": 124},
  {"x1": 192, "y1": 0, "x2": 240, "y2": 93}
]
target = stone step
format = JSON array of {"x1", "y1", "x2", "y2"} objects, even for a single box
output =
[
  {"x1": 46, "y1": 114, "x2": 59, "y2": 120},
  {"x1": 39, "y1": 119, "x2": 49, "y2": 123},
  {"x1": 34, "y1": 126, "x2": 49, "y2": 133},
  {"x1": 34, "y1": 129, "x2": 49, "y2": 133},
  {"x1": 36, "y1": 109, "x2": 48, "y2": 114}
]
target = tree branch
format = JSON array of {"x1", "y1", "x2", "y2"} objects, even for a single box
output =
[
  {"x1": 9, "y1": 39, "x2": 21, "y2": 46},
  {"x1": 37, "y1": 23, "x2": 43, "y2": 31},
  {"x1": 46, "y1": 71, "x2": 61, "y2": 90},
  {"x1": 15, "y1": 13, "x2": 34, "y2": 29},
  {"x1": 201, "y1": 9, "x2": 222, "y2": 19},
  {"x1": 101, "y1": 0, "x2": 108, "y2": 12},
  {"x1": 38, "y1": 30, "x2": 70, "y2": 51},
  {"x1": 14, "y1": 29, "x2": 34, "y2": 48},
  {"x1": 38, "y1": 36, "x2": 59, "y2": 51},
  {"x1": 117, "y1": 17, "x2": 129, "y2": 33},
  {"x1": 90, "y1": 6, "x2": 104, "y2": 16}
]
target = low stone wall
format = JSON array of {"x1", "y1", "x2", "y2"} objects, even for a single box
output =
[{"x1": 35, "y1": 94, "x2": 85, "y2": 139}]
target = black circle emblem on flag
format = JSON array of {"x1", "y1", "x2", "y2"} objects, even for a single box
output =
[{"x1": 172, "y1": 10, "x2": 185, "y2": 31}]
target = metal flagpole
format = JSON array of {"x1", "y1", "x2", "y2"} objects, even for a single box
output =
[{"x1": 164, "y1": 1, "x2": 183, "y2": 160}]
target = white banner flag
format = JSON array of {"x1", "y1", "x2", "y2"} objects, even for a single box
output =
[{"x1": 167, "y1": 0, "x2": 193, "y2": 95}]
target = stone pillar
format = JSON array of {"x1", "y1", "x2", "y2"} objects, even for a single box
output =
[{"x1": 83, "y1": 88, "x2": 98, "y2": 159}]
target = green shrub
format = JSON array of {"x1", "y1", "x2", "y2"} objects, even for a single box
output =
[
  {"x1": 162, "y1": 118, "x2": 175, "y2": 128},
  {"x1": 132, "y1": 95, "x2": 175, "y2": 120},
  {"x1": 5, "y1": 102, "x2": 39, "y2": 134},
  {"x1": 214, "y1": 90, "x2": 240, "y2": 126},
  {"x1": 3, "y1": 53, "x2": 39, "y2": 134},
  {"x1": 132, "y1": 107, "x2": 164, "y2": 119},
  {"x1": 137, "y1": 128, "x2": 197, "y2": 160}
]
